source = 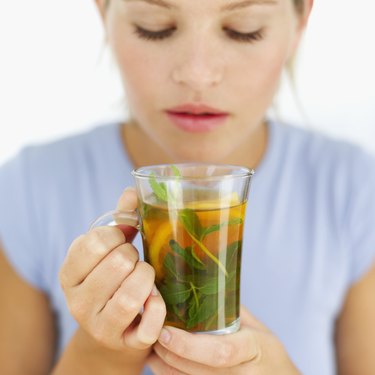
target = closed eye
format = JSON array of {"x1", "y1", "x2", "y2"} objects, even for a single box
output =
[
  {"x1": 223, "y1": 28, "x2": 264, "y2": 43},
  {"x1": 134, "y1": 25, "x2": 176, "y2": 41},
  {"x1": 133, "y1": 25, "x2": 265, "y2": 44}
]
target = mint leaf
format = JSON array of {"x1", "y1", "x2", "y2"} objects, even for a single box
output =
[
  {"x1": 190, "y1": 245, "x2": 205, "y2": 266},
  {"x1": 226, "y1": 240, "x2": 241, "y2": 272},
  {"x1": 169, "y1": 240, "x2": 206, "y2": 271},
  {"x1": 199, "y1": 278, "x2": 220, "y2": 295},
  {"x1": 200, "y1": 217, "x2": 243, "y2": 240},
  {"x1": 163, "y1": 253, "x2": 178, "y2": 278},
  {"x1": 171, "y1": 165, "x2": 182, "y2": 177},
  {"x1": 186, "y1": 295, "x2": 218, "y2": 329},
  {"x1": 172, "y1": 304, "x2": 187, "y2": 323},
  {"x1": 160, "y1": 283, "x2": 191, "y2": 305},
  {"x1": 179, "y1": 209, "x2": 203, "y2": 239},
  {"x1": 186, "y1": 293, "x2": 201, "y2": 329},
  {"x1": 149, "y1": 173, "x2": 168, "y2": 202}
]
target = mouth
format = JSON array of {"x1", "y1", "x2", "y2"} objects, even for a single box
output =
[{"x1": 165, "y1": 104, "x2": 229, "y2": 133}]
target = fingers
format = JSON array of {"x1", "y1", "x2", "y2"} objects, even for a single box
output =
[
  {"x1": 75, "y1": 242, "x2": 139, "y2": 312},
  {"x1": 116, "y1": 187, "x2": 138, "y2": 212},
  {"x1": 94, "y1": 262, "x2": 159, "y2": 349},
  {"x1": 123, "y1": 286, "x2": 167, "y2": 349},
  {"x1": 147, "y1": 352, "x2": 189, "y2": 375},
  {"x1": 153, "y1": 343, "x2": 223, "y2": 375},
  {"x1": 157, "y1": 325, "x2": 259, "y2": 368},
  {"x1": 60, "y1": 226, "x2": 126, "y2": 288}
]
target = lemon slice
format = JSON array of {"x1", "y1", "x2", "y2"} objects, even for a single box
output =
[
  {"x1": 186, "y1": 192, "x2": 240, "y2": 210},
  {"x1": 148, "y1": 222, "x2": 172, "y2": 279}
]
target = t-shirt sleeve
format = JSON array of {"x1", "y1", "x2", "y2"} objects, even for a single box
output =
[
  {"x1": 345, "y1": 148, "x2": 375, "y2": 285},
  {"x1": 0, "y1": 148, "x2": 47, "y2": 292}
]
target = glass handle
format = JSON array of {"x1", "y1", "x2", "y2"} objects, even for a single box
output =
[{"x1": 90, "y1": 210, "x2": 140, "y2": 243}]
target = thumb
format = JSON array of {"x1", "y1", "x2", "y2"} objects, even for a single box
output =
[
  {"x1": 115, "y1": 187, "x2": 139, "y2": 242},
  {"x1": 116, "y1": 186, "x2": 138, "y2": 211}
]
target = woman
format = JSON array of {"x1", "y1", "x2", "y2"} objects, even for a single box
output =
[{"x1": 1, "y1": 0, "x2": 375, "y2": 374}]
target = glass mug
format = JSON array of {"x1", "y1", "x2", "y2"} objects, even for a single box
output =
[{"x1": 91, "y1": 163, "x2": 254, "y2": 334}]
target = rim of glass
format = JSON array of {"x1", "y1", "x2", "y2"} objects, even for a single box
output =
[{"x1": 131, "y1": 163, "x2": 255, "y2": 180}]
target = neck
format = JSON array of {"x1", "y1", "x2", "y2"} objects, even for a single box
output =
[{"x1": 121, "y1": 119, "x2": 268, "y2": 170}]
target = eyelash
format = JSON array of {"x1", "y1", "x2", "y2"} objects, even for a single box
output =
[{"x1": 134, "y1": 26, "x2": 264, "y2": 44}]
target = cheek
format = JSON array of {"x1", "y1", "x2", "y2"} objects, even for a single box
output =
[
  {"x1": 234, "y1": 36, "x2": 292, "y2": 106},
  {"x1": 112, "y1": 41, "x2": 155, "y2": 97},
  {"x1": 108, "y1": 24, "x2": 164, "y2": 108}
]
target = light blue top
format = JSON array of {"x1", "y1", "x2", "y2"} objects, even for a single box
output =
[{"x1": 1, "y1": 121, "x2": 375, "y2": 375}]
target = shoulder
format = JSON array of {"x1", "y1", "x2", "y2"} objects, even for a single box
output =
[
  {"x1": 0, "y1": 122, "x2": 120, "y2": 186},
  {"x1": 0, "y1": 122, "x2": 122, "y2": 231},
  {"x1": 274, "y1": 121, "x2": 375, "y2": 182}
]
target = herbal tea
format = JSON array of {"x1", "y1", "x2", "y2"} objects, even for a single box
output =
[{"x1": 141, "y1": 199, "x2": 246, "y2": 332}]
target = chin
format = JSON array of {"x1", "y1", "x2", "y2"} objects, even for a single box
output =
[{"x1": 170, "y1": 142, "x2": 232, "y2": 164}]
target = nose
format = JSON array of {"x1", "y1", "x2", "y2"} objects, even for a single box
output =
[{"x1": 171, "y1": 34, "x2": 224, "y2": 91}]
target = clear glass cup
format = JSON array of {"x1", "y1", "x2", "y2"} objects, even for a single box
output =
[{"x1": 91, "y1": 163, "x2": 254, "y2": 334}]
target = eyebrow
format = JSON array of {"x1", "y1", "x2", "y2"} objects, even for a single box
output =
[
  {"x1": 221, "y1": 0, "x2": 278, "y2": 12},
  {"x1": 123, "y1": 0, "x2": 277, "y2": 11},
  {"x1": 124, "y1": 0, "x2": 175, "y2": 9}
]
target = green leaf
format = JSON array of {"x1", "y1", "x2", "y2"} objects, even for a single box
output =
[
  {"x1": 226, "y1": 240, "x2": 241, "y2": 271},
  {"x1": 163, "y1": 253, "x2": 178, "y2": 278},
  {"x1": 159, "y1": 283, "x2": 192, "y2": 305},
  {"x1": 178, "y1": 209, "x2": 203, "y2": 239},
  {"x1": 198, "y1": 296, "x2": 219, "y2": 324},
  {"x1": 199, "y1": 278, "x2": 220, "y2": 295},
  {"x1": 169, "y1": 240, "x2": 206, "y2": 271},
  {"x1": 200, "y1": 217, "x2": 243, "y2": 240},
  {"x1": 149, "y1": 173, "x2": 168, "y2": 202},
  {"x1": 226, "y1": 270, "x2": 239, "y2": 292},
  {"x1": 191, "y1": 245, "x2": 205, "y2": 266},
  {"x1": 172, "y1": 304, "x2": 187, "y2": 323},
  {"x1": 171, "y1": 165, "x2": 182, "y2": 177},
  {"x1": 187, "y1": 297, "x2": 199, "y2": 323},
  {"x1": 186, "y1": 295, "x2": 218, "y2": 329}
]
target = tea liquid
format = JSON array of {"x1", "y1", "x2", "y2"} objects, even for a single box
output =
[{"x1": 141, "y1": 200, "x2": 246, "y2": 332}]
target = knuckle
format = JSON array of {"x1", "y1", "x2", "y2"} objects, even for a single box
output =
[
  {"x1": 138, "y1": 330, "x2": 157, "y2": 346},
  {"x1": 117, "y1": 293, "x2": 141, "y2": 314},
  {"x1": 109, "y1": 246, "x2": 137, "y2": 274},
  {"x1": 68, "y1": 297, "x2": 90, "y2": 321},
  {"x1": 84, "y1": 230, "x2": 107, "y2": 255},
  {"x1": 152, "y1": 298, "x2": 167, "y2": 318},
  {"x1": 138, "y1": 261, "x2": 156, "y2": 279},
  {"x1": 214, "y1": 341, "x2": 234, "y2": 367},
  {"x1": 69, "y1": 234, "x2": 86, "y2": 250},
  {"x1": 90, "y1": 226, "x2": 124, "y2": 247},
  {"x1": 58, "y1": 268, "x2": 68, "y2": 289}
]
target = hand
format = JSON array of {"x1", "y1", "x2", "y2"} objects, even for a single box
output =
[
  {"x1": 59, "y1": 187, "x2": 166, "y2": 352},
  {"x1": 147, "y1": 305, "x2": 300, "y2": 375}
]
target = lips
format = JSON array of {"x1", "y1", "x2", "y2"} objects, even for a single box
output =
[{"x1": 165, "y1": 104, "x2": 229, "y2": 133}]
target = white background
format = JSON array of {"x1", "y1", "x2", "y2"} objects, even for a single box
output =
[{"x1": 0, "y1": 0, "x2": 374, "y2": 165}]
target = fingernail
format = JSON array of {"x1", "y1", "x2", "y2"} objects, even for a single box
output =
[
  {"x1": 159, "y1": 328, "x2": 171, "y2": 345},
  {"x1": 151, "y1": 285, "x2": 159, "y2": 296}
]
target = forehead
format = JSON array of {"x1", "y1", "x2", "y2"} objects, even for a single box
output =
[{"x1": 122, "y1": 0, "x2": 279, "y2": 12}]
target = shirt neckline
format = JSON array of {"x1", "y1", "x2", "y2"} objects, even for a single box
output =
[{"x1": 109, "y1": 119, "x2": 282, "y2": 183}]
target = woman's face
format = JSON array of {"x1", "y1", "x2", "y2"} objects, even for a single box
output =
[{"x1": 99, "y1": 0, "x2": 307, "y2": 162}]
